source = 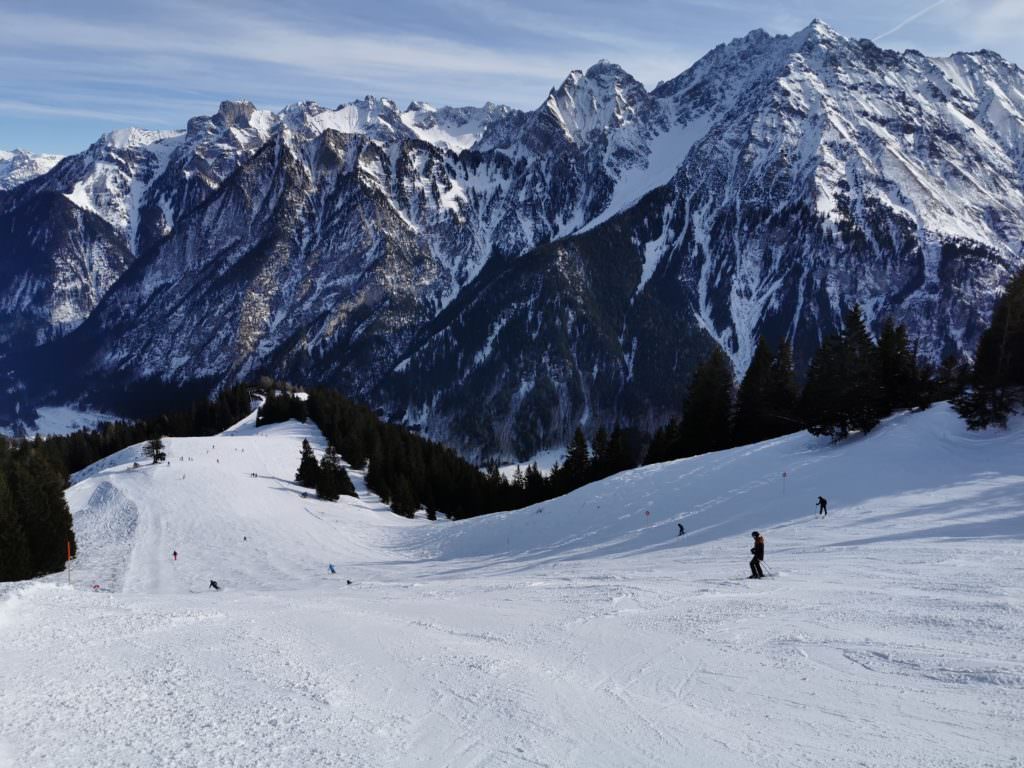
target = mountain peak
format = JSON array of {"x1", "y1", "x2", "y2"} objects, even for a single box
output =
[
  {"x1": 584, "y1": 59, "x2": 630, "y2": 79},
  {"x1": 216, "y1": 100, "x2": 257, "y2": 128},
  {"x1": 792, "y1": 18, "x2": 843, "y2": 47}
]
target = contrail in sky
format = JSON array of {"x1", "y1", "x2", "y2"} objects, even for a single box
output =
[{"x1": 873, "y1": 0, "x2": 950, "y2": 42}]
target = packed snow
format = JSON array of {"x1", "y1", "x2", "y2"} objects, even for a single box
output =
[{"x1": 1, "y1": 404, "x2": 1022, "y2": 766}]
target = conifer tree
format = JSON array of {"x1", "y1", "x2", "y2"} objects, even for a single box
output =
[
  {"x1": 593, "y1": 424, "x2": 634, "y2": 477},
  {"x1": 842, "y1": 304, "x2": 884, "y2": 433},
  {"x1": 316, "y1": 445, "x2": 356, "y2": 502},
  {"x1": 677, "y1": 348, "x2": 735, "y2": 457},
  {"x1": 765, "y1": 338, "x2": 800, "y2": 431},
  {"x1": 554, "y1": 427, "x2": 590, "y2": 492},
  {"x1": 643, "y1": 420, "x2": 678, "y2": 465},
  {"x1": 802, "y1": 305, "x2": 883, "y2": 440},
  {"x1": 523, "y1": 463, "x2": 546, "y2": 503},
  {"x1": 733, "y1": 336, "x2": 774, "y2": 445},
  {"x1": 295, "y1": 439, "x2": 320, "y2": 488},
  {"x1": 954, "y1": 271, "x2": 1024, "y2": 428},
  {"x1": 877, "y1": 317, "x2": 920, "y2": 412},
  {"x1": 8, "y1": 448, "x2": 76, "y2": 576},
  {"x1": 0, "y1": 472, "x2": 31, "y2": 581},
  {"x1": 389, "y1": 476, "x2": 418, "y2": 517},
  {"x1": 589, "y1": 427, "x2": 610, "y2": 481}
]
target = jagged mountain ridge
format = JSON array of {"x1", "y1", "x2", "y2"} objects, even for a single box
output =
[
  {"x1": 3, "y1": 20, "x2": 1023, "y2": 458},
  {"x1": 0, "y1": 149, "x2": 64, "y2": 191}
]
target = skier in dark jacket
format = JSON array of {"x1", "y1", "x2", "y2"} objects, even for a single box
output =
[
  {"x1": 209, "y1": 580, "x2": 220, "y2": 591},
  {"x1": 749, "y1": 531, "x2": 765, "y2": 578},
  {"x1": 817, "y1": 496, "x2": 828, "y2": 516},
  {"x1": 677, "y1": 523, "x2": 685, "y2": 537}
]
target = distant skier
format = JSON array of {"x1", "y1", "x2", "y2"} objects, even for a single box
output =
[
  {"x1": 243, "y1": 536, "x2": 247, "y2": 542},
  {"x1": 328, "y1": 564, "x2": 336, "y2": 574},
  {"x1": 749, "y1": 531, "x2": 765, "y2": 579},
  {"x1": 172, "y1": 550, "x2": 178, "y2": 561},
  {"x1": 346, "y1": 580, "x2": 352, "y2": 585},
  {"x1": 817, "y1": 496, "x2": 828, "y2": 516},
  {"x1": 209, "y1": 580, "x2": 220, "y2": 591},
  {"x1": 677, "y1": 523, "x2": 685, "y2": 537}
]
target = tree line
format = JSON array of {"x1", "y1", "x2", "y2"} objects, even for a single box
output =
[
  {"x1": 254, "y1": 388, "x2": 644, "y2": 519},
  {"x1": 643, "y1": 305, "x2": 967, "y2": 464},
  {"x1": 954, "y1": 269, "x2": 1024, "y2": 428},
  {"x1": 0, "y1": 438, "x2": 75, "y2": 581}
]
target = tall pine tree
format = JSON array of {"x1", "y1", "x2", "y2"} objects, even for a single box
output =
[
  {"x1": 802, "y1": 305, "x2": 883, "y2": 440},
  {"x1": 954, "y1": 270, "x2": 1024, "y2": 428},
  {"x1": 316, "y1": 445, "x2": 356, "y2": 502},
  {"x1": 553, "y1": 427, "x2": 591, "y2": 494},
  {"x1": 295, "y1": 439, "x2": 320, "y2": 488},
  {"x1": 733, "y1": 336, "x2": 774, "y2": 445},
  {"x1": 8, "y1": 447, "x2": 76, "y2": 576},
  {"x1": 877, "y1": 317, "x2": 922, "y2": 412},
  {"x1": 677, "y1": 348, "x2": 734, "y2": 457},
  {"x1": 0, "y1": 472, "x2": 31, "y2": 581}
]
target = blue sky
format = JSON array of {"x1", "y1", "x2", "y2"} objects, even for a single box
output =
[{"x1": 2, "y1": 0, "x2": 1021, "y2": 155}]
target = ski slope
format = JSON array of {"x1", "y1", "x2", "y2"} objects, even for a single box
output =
[{"x1": 1, "y1": 405, "x2": 1022, "y2": 767}]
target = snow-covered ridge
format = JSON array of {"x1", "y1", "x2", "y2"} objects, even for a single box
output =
[{"x1": 0, "y1": 148, "x2": 63, "y2": 191}]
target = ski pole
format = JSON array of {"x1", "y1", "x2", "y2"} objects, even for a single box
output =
[{"x1": 761, "y1": 561, "x2": 773, "y2": 576}]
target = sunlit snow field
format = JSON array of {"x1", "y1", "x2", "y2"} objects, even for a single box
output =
[{"x1": 1, "y1": 405, "x2": 1022, "y2": 767}]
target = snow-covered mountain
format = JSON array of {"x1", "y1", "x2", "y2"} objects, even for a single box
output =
[
  {"x1": 2, "y1": 405, "x2": 1022, "y2": 766},
  {"x1": 2, "y1": 21, "x2": 1023, "y2": 456},
  {"x1": 0, "y1": 149, "x2": 63, "y2": 191}
]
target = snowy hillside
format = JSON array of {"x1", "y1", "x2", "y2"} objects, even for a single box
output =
[{"x1": 1, "y1": 404, "x2": 1021, "y2": 766}]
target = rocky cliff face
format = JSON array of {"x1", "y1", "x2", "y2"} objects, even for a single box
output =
[{"x1": 2, "y1": 21, "x2": 1023, "y2": 457}]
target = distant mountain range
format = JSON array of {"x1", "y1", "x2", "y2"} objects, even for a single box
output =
[
  {"x1": 2, "y1": 20, "x2": 1022, "y2": 458},
  {"x1": 0, "y1": 149, "x2": 63, "y2": 191}
]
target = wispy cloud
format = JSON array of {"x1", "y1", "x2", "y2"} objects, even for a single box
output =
[
  {"x1": 0, "y1": 0, "x2": 1021, "y2": 155},
  {"x1": 873, "y1": 0, "x2": 951, "y2": 42}
]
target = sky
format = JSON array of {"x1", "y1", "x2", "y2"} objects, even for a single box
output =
[{"x1": 1, "y1": 0, "x2": 1022, "y2": 155}]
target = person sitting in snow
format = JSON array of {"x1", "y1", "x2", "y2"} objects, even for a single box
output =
[{"x1": 749, "y1": 531, "x2": 765, "y2": 579}]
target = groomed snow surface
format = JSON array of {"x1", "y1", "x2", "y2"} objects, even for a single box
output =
[{"x1": 1, "y1": 405, "x2": 1022, "y2": 767}]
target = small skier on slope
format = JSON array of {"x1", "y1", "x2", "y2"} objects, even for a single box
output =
[
  {"x1": 209, "y1": 580, "x2": 220, "y2": 590},
  {"x1": 817, "y1": 496, "x2": 828, "y2": 516},
  {"x1": 328, "y1": 564, "x2": 336, "y2": 574},
  {"x1": 172, "y1": 550, "x2": 178, "y2": 561},
  {"x1": 749, "y1": 531, "x2": 765, "y2": 579},
  {"x1": 677, "y1": 523, "x2": 685, "y2": 537}
]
